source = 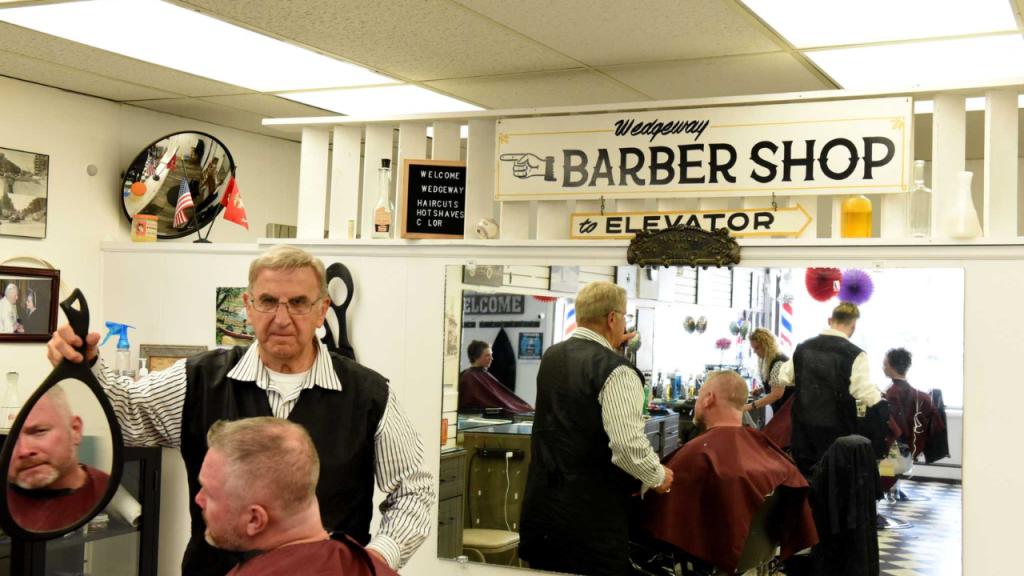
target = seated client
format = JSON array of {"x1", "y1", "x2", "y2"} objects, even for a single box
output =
[
  {"x1": 458, "y1": 340, "x2": 533, "y2": 414},
  {"x1": 641, "y1": 371, "x2": 818, "y2": 574}
]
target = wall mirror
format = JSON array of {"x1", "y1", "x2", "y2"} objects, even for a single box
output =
[
  {"x1": 120, "y1": 131, "x2": 236, "y2": 239},
  {"x1": 438, "y1": 264, "x2": 964, "y2": 576},
  {"x1": 0, "y1": 290, "x2": 124, "y2": 542}
]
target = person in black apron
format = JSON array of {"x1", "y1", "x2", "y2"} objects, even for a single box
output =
[
  {"x1": 745, "y1": 327, "x2": 792, "y2": 415},
  {"x1": 44, "y1": 245, "x2": 434, "y2": 576},
  {"x1": 772, "y1": 302, "x2": 883, "y2": 475},
  {"x1": 520, "y1": 281, "x2": 673, "y2": 576}
]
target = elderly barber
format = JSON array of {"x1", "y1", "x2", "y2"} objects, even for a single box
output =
[
  {"x1": 46, "y1": 245, "x2": 433, "y2": 576},
  {"x1": 520, "y1": 280, "x2": 673, "y2": 576}
]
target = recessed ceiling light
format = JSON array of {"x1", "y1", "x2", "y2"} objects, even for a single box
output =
[
  {"x1": 282, "y1": 85, "x2": 483, "y2": 116},
  {"x1": 0, "y1": 0, "x2": 396, "y2": 92},
  {"x1": 744, "y1": 0, "x2": 1017, "y2": 49},
  {"x1": 426, "y1": 126, "x2": 469, "y2": 139},
  {"x1": 808, "y1": 35, "x2": 1024, "y2": 90}
]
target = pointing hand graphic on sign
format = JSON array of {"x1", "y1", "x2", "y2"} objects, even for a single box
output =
[{"x1": 499, "y1": 153, "x2": 557, "y2": 181}]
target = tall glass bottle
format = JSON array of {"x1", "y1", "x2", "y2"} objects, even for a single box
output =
[
  {"x1": 907, "y1": 160, "x2": 932, "y2": 237},
  {"x1": 841, "y1": 195, "x2": 873, "y2": 238},
  {"x1": 2, "y1": 369, "x2": 20, "y2": 431},
  {"x1": 372, "y1": 159, "x2": 393, "y2": 239},
  {"x1": 946, "y1": 171, "x2": 982, "y2": 238}
]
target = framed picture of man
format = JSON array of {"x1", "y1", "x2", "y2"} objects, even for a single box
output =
[{"x1": 0, "y1": 266, "x2": 59, "y2": 342}]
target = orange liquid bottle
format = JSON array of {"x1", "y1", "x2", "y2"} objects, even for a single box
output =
[{"x1": 841, "y1": 195, "x2": 873, "y2": 238}]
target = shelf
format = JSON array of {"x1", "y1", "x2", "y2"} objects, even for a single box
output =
[{"x1": 46, "y1": 521, "x2": 139, "y2": 551}]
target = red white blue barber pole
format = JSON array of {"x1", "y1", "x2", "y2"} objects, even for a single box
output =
[
  {"x1": 780, "y1": 302, "x2": 794, "y2": 352},
  {"x1": 564, "y1": 305, "x2": 577, "y2": 338}
]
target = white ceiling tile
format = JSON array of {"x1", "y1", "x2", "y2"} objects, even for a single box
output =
[
  {"x1": 178, "y1": 0, "x2": 578, "y2": 81},
  {"x1": 452, "y1": 0, "x2": 781, "y2": 66},
  {"x1": 198, "y1": 94, "x2": 336, "y2": 118},
  {"x1": 424, "y1": 70, "x2": 649, "y2": 109},
  {"x1": 0, "y1": 49, "x2": 180, "y2": 101},
  {"x1": 600, "y1": 53, "x2": 830, "y2": 100},
  {"x1": 126, "y1": 98, "x2": 300, "y2": 141},
  {"x1": 0, "y1": 22, "x2": 252, "y2": 97}
]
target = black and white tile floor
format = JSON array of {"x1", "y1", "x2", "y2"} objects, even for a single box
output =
[{"x1": 876, "y1": 480, "x2": 962, "y2": 576}]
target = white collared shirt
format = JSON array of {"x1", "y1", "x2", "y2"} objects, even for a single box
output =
[
  {"x1": 776, "y1": 328, "x2": 882, "y2": 407},
  {"x1": 93, "y1": 340, "x2": 432, "y2": 569}
]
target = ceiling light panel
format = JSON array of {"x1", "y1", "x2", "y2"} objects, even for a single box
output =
[
  {"x1": 283, "y1": 85, "x2": 483, "y2": 116},
  {"x1": 427, "y1": 126, "x2": 470, "y2": 139},
  {"x1": 0, "y1": 0, "x2": 396, "y2": 92},
  {"x1": 808, "y1": 35, "x2": 1024, "y2": 90},
  {"x1": 744, "y1": 0, "x2": 1017, "y2": 49}
]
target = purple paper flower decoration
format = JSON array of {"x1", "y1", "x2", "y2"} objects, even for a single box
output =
[
  {"x1": 838, "y1": 269, "x2": 874, "y2": 305},
  {"x1": 715, "y1": 337, "x2": 732, "y2": 351}
]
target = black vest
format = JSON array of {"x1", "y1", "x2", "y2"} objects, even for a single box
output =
[
  {"x1": 766, "y1": 353, "x2": 792, "y2": 414},
  {"x1": 791, "y1": 335, "x2": 861, "y2": 474},
  {"x1": 520, "y1": 337, "x2": 644, "y2": 576},
  {"x1": 179, "y1": 347, "x2": 388, "y2": 576}
]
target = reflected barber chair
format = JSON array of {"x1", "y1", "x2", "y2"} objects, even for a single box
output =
[
  {"x1": 462, "y1": 528, "x2": 522, "y2": 566},
  {"x1": 629, "y1": 491, "x2": 783, "y2": 576}
]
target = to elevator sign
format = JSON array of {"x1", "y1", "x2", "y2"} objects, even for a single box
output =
[
  {"x1": 569, "y1": 205, "x2": 814, "y2": 240},
  {"x1": 495, "y1": 97, "x2": 912, "y2": 202}
]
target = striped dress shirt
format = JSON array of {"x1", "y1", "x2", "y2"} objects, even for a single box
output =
[
  {"x1": 93, "y1": 341, "x2": 433, "y2": 570},
  {"x1": 572, "y1": 328, "x2": 665, "y2": 491}
]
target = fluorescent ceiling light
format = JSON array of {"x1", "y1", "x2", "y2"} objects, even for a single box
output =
[
  {"x1": 808, "y1": 35, "x2": 1024, "y2": 90},
  {"x1": 0, "y1": 0, "x2": 395, "y2": 92},
  {"x1": 744, "y1": 0, "x2": 1017, "y2": 49},
  {"x1": 426, "y1": 126, "x2": 469, "y2": 139},
  {"x1": 915, "y1": 95, "x2": 1024, "y2": 114},
  {"x1": 283, "y1": 85, "x2": 483, "y2": 116}
]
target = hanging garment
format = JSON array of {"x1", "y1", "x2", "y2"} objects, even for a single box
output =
[
  {"x1": 924, "y1": 389, "x2": 951, "y2": 463},
  {"x1": 763, "y1": 395, "x2": 794, "y2": 449},
  {"x1": 488, "y1": 328, "x2": 517, "y2": 392}
]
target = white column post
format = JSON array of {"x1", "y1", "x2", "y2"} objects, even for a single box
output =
[
  {"x1": 984, "y1": 89, "x2": 1019, "y2": 237},
  {"x1": 932, "y1": 94, "x2": 967, "y2": 237},
  {"x1": 328, "y1": 126, "x2": 362, "y2": 239},
  {"x1": 536, "y1": 201, "x2": 570, "y2": 239},
  {"x1": 500, "y1": 202, "x2": 530, "y2": 239},
  {"x1": 431, "y1": 121, "x2": 461, "y2": 161},
  {"x1": 396, "y1": 123, "x2": 428, "y2": 236},
  {"x1": 465, "y1": 120, "x2": 496, "y2": 238},
  {"x1": 297, "y1": 127, "x2": 329, "y2": 239}
]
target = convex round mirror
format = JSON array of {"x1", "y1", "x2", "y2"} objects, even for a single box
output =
[
  {"x1": 121, "y1": 131, "x2": 236, "y2": 239},
  {"x1": 0, "y1": 290, "x2": 123, "y2": 540}
]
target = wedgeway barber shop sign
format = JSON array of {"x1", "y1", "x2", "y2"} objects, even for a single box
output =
[
  {"x1": 495, "y1": 97, "x2": 911, "y2": 202},
  {"x1": 570, "y1": 205, "x2": 813, "y2": 240}
]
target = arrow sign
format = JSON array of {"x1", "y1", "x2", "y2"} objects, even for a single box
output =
[{"x1": 570, "y1": 204, "x2": 813, "y2": 240}]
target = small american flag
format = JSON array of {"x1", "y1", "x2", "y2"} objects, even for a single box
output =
[
  {"x1": 173, "y1": 177, "x2": 194, "y2": 227},
  {"x1": 144, "y1": 152, "x2": 156, "y2": 177}
]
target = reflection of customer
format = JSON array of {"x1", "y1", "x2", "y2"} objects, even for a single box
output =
[
  {"x1": 1, "y1": 283, "x2": 24, "y2": 334},
  {"x1": 520, "y1": 281, "x2": 673, "y2": 576},
  {"x1": 198, "y1": 418, "x2": 398, "y2": 576},
  {"x1": 7, "y1": 385, "x2": 111, "y2": 531},
  {"x1": 458, "y1": 340, "x2": 533, "y2": 414}
]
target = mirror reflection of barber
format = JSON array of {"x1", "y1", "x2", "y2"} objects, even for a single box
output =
[
  {"x1": 44, "y1": 246, "x2": 434, "y2": 576},
  {"x1": 519, "y1": 281, "x2": 673, "y2": 576},
  {"x1": 6, "y1": 384, "x2": 110, "y2": 532}
]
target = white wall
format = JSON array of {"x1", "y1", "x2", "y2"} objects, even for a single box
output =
[{"x1": 96, "y1": 240, "x2": 1019, "y2": 576}]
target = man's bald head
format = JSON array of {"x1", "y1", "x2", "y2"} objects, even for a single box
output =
[
  {"x1": 704, "y1": 371, "x2": 748, "y2": 410},
  {"x1": 694, "y1": 370, "x2": 748, "y2": 429}
]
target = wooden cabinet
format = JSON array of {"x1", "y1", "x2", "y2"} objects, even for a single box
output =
[{"x1": 437, "y1": 449, "x2": 466, "y2": 559}]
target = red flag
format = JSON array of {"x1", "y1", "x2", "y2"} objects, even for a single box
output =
[
  {"x1": 221, "y1": 176, "x2": 248, "y2": 230},
  {"x1": 166, "y1": 154, "x2": 177, "y2": 171}
]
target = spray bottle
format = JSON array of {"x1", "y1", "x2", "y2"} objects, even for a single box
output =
[{"x1": 101, "y1": 322, "x2": 136, "y2": 378}]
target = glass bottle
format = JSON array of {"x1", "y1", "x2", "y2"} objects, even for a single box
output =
[
  {"x1": 372, "y1": 159, "x2": 393, "y2": 239},
  {"x1": 2, "y1": 369, "x2": 20, "y2": 431},
  {"x1": 907, "y1": 160, "x2": 932, "y2": 237},
  {"x1": 841, "y1": 195, "x2": 873, "y2": 238},
  {"x1": 946, "y1": 171, "x2": 982, "y2": 238}
]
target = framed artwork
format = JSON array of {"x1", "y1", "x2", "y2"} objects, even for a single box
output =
[
  {"x1": 0, "y1": 266, "x2": 59, "y2": 342},
  {"x1": 215, "y1": 287, "x2": 254, "y2": 346},
  {"x1": 139, "y1": 344, "x2": 208, "y2": 372},
  {"x1": 0, "y1": 146, "x2": 49, "y2": 239},
  {"x1": 519, "y1": 332, "x2": 544, "y2": 360}
]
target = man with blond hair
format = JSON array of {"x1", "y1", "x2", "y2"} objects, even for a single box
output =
[
  {"x1": 775, "y1": 301, "x2": 883, "y2": 474},
  {"x1": 45, "y1": 245, "x2": 433, "y2": 576},
  {"x1": 642, "y1": 371, "x2": 817, "y2": 575},
  {"x1": 197, "y1": 418, "x2": 398, "y2": 576},
  {"x1": 521, "y1": 280, "x2": 673, "y2": 576}
]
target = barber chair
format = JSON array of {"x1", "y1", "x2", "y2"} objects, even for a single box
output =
[
  {"x1": 629, "y1": 491, "x2": 783, "y2": 576},
  {"x1": 462, "y1": 528, "x2": 521, "y2": 566}
]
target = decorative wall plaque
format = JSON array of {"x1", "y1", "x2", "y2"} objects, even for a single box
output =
[{"x1": 626, "y1": 226, "x2": 740, "y2": 269}]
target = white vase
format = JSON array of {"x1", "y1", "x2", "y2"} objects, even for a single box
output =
[{"x1": 945, "y1": 171, "x2": 982, "y2": 239}]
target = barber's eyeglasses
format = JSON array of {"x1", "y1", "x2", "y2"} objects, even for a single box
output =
[
  {"x1": 252, "y1": 295, "x2": 317, "y2": 315},
  {"x1": 615, "y1": 310, "x2": 635, "y2": 323}
]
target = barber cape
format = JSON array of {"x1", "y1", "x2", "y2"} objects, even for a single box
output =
[
  {"x1": 458, "y1": 367, "x2": 533, "y2": 414},
  {"x1": 641, "y1": 426, "x2": 818, "y2": 574}
]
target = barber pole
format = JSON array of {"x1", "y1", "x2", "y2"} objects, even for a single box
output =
[
  {"x1": 780, "y1": 302, "x2": 794, "y2": 351},
  {"x1": 564, "y1": 305, "x2": 577, "y2": 337}
]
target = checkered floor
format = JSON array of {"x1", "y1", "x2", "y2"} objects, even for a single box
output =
[{"x1": 877, "y1": 479, "x2": 962, "y2": 576}]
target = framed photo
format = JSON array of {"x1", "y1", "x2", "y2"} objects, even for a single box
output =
[
  {"x1": 518, "y1": 332, "x2": 544, "y2": 360},
  {"x1": 139, "y1": 344, "x2": 208, "y2": 372},
  {"x1": 0, "y1": 146, "x2": 49, "y2": 239},
  {"x1": 0, "y1": 266, "x2": 59, "y2": 342}
]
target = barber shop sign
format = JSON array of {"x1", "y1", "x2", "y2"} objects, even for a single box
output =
[{"x1": 494, "y1": 97, "x2": 912, "y2": 202}]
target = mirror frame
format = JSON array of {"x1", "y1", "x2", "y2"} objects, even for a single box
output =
[
  {"x1": 0, "y1": 290, "x2": 125, "y2": 541},
  {"x1": 120, "y1": 131, "x2": 237, "y2": 240}
]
